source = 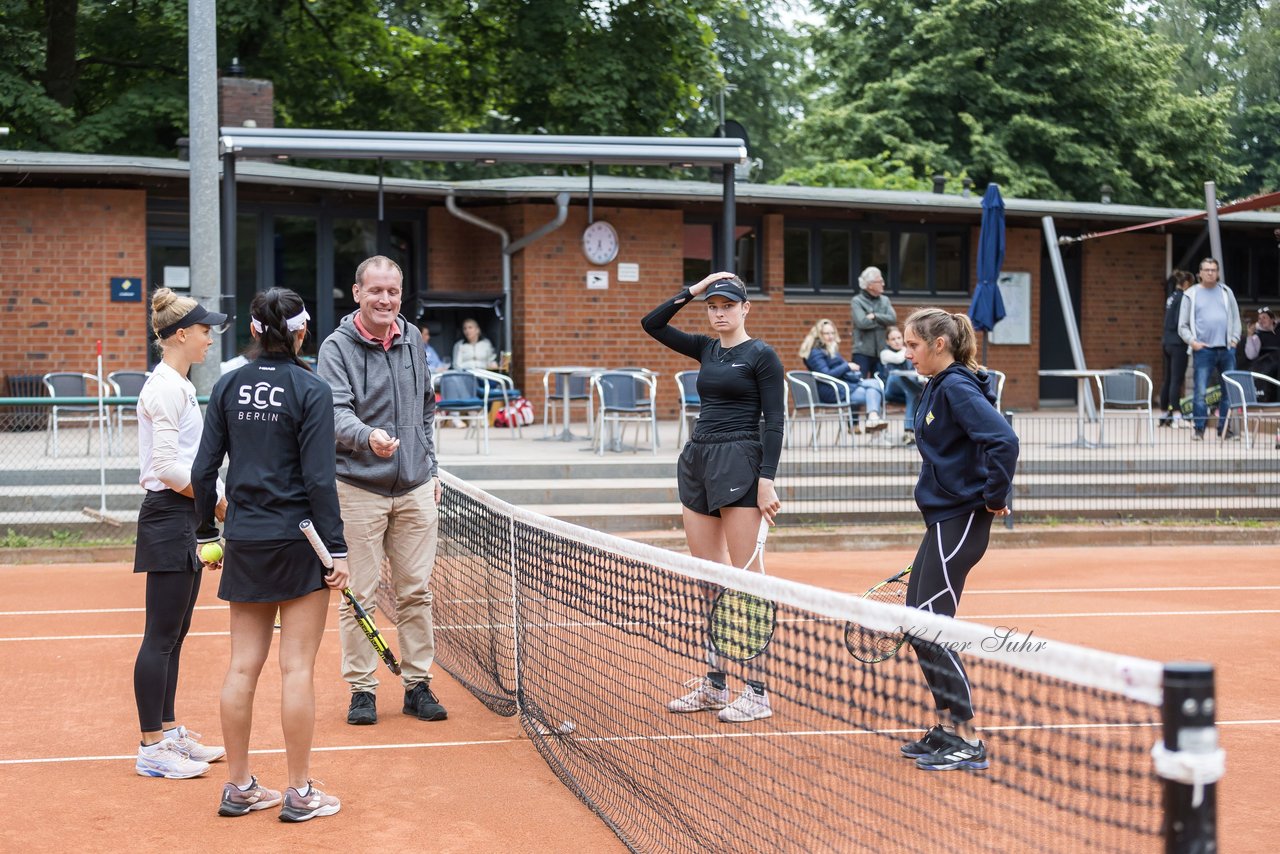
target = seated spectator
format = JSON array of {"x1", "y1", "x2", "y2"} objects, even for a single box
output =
[
  {"x1": 799, "y1": 318, "x2": 887, "y2": 432},
  {"x1": 1246, "y1": 307, "x2": 1280, "y2": 401},
  {"x1": 422, "y1": 326, "x2": 448, "y2": 373},
  {"x1": 452, "y1": 318, "x2": 499, "y2": 370},
  {"x1": 879, "y1": 326, "x2": 925, "y2": 445}
]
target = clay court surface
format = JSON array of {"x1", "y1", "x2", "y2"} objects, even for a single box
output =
[{"x1": 1, "y1": 543, "x2": 1275, "y2": 852}]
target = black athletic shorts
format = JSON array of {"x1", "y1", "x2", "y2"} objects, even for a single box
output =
[
  {"x1": 133, "y1": 489, "x2": 200, "y2": 573},
  {"x1": 677, "y1": 430, "x2": 762, "y2": 517},
  {"x1": 218, "y1": 538, "x2": 328, "y2": 604}
]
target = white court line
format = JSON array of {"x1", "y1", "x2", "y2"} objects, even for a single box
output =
[
  {"x1": 3, "y1": 718, "x2": 1276, "y2": 767},
  {"x1": 968, "y1": 585, "x2": 1280, "y2": 595},
  {"x1": 964, "y1": 609, "x2": 1280, "y2": 619}
]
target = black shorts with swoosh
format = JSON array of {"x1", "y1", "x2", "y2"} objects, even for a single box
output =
[{"x1": 677, "y1": 431, "x2": 761, "y2": 516}]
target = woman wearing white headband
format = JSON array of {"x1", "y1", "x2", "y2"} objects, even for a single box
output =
[{"x1": 192, "y1": 287, "x2": 350, "y2": 821}]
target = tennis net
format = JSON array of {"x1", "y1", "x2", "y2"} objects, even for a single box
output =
[{"x1": 423, "y1": 472, "x2": 1218, "y2": 853}]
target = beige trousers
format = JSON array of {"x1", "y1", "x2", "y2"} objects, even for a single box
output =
[{"x1": 336, "y1": 479, "x2": 438, "y2": 694}]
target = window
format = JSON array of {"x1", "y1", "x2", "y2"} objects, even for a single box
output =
[
  {"x1": 683, "y1": 217, "x2": 762, "y2": 290},
  {"x1": 783, "y1": 220, "x2": 970, "y2": 296},
  {"x1": 1172, "y1": 231, "x2": 1280, "y2": 303}
]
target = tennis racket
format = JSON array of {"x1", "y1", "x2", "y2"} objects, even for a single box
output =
[
  {"x1": 708, "y1": 519, "x2": 776, "y2": 663},
  {"x1": 299, "y1": 519, "x2": 403, "y2": 676},
  {"x1": 844, "y1": 565, "x2": 912, "y2": 664}
]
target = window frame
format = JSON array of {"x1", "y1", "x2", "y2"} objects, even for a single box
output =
[
  {"x1": 683, "y1": 215, "x2": 764, "y2": 294},
  {"x1": 783, "y1": 218, "x2": 971, "y2": 298}
]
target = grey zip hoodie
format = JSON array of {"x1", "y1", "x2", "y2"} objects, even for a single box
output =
[{"x1": 318, "y1": 311, "x2": 438, "y2": 497}]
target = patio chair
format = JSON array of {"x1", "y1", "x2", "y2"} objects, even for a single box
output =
[
  {"x1": 674, "y1": 370, "x2": 700, "y2": 445},
  {"x1": 1094, "y1": 369, "x2": 1155, "y2": 445},
  {"x1": 108, "y1": 370, "x2": 149, "y2": 453},
  {"x1": 592, "y1": 371, "x2": 658, "y2": 455},
  {"x1": 785, "y1": 370, "x2": 853, "y2": 449},
  {"x1": 1221, "y1": 371, "x2": 1280, "y2": 447},
  {"x1": 470, "y1": 368, "x2": 524, "y2": 439},
  {"x1": 43, "y1": 371, "x2": 112, "y2": 457},
  {"x1": 435, "y1": 370, "x2": 492, "y2": 454}
]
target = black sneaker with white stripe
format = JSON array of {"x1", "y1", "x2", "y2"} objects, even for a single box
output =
[
  {"x1": 914, "y1": 731, "x2": 989, "y2": 771},
  {"x1": 899, "y1": 725, "x2": 950, "y2": 758}
]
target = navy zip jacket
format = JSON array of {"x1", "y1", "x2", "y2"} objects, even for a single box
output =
[
  {"x1": 192, "y1": 354, "x2": 347, "y2": 558},
  {"x1": 912, "y1": 363, "x2": 1019, "y2": 526}
]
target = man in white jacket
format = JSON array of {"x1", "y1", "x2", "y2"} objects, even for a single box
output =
[{"x1": 1177, "y1": 257, "x2": 1241, "y2": 440}]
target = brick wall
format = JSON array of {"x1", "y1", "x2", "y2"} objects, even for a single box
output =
[
  {"x1": 1079, "y1": 233, "x2": 1167, "y2": 387},
  {"x1": 0, "y1": 189, "x2": 149, "y2": 391},
  {"x1": 219, "y1": 77, "x2": 274, "y2": 129}
]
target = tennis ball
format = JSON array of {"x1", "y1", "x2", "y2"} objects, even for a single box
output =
[{"x1": 199, "y1": 542, "x2": 223, "y2": 563}]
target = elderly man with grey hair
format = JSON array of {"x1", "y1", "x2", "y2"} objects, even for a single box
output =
[{"x1": 850, "y1": 266, "x2": 897, "y2": 378}]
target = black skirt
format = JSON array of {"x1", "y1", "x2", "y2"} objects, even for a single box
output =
[
  {"x1": 133, "y1": 489, "x2": 200, "y2": 573},
  {"x1": 218, "y1": 538, "x2": 329, "y2": 604}
]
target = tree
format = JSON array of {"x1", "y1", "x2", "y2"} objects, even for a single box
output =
[{"x1": 795, "y1": 0, "x2": 1243, "y2": 205}]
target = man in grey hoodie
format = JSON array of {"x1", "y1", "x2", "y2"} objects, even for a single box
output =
[
  {"x1": 850, "y1": 266, "x2": 898, "y2": 378},
  {"x1": 318, "y1": 255, "x2": 446, "y2": 726},
  {"x1": 1177, "y1": 257, "x2": 1242, "y2": 440}
]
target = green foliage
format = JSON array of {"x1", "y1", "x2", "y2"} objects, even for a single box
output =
[
  {"x1": 775, "y1": 154, "x2": 971, "y2": 192},
  {"x1": 798, "y1": 0, "x2": 1245, "y2": 206},
  {"x1": 0, "y1": 529, "x2": 34, "y2": 549}
]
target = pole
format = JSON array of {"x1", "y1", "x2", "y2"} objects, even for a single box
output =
[
  {"x1": 1204, "y1": 182, "x2": 1223, "y2": 279},
  {"x1": 188, "y1": 0, "x2": 221, "y2": 393},
  {"x1": 722, "y1": 166, "x2": 736, "y2": 274},
  {"x1": 1042, "y1": 217, "x2": 1096, "y2": 418},
  {"x1": 1162, "y1": 662, "x2": 1218, "y2": 852},
  {"x1": 220, "y1": 152, "x2": 237, "y2": 362}
]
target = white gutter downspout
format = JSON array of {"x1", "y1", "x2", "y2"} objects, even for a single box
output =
[{"x1": 445, "y1": 191, "x2": 570, "y2": 358}]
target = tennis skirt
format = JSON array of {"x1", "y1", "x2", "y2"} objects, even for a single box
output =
[
  {"x1": 678, "y1": 430, "x2": 763, "y2": 517},
  {"x1": 219, "y1": 538, "x2": 328, "y2": 604},
  {"x1": 133, "y1": 489, "x2": 200, "y2": 574}
]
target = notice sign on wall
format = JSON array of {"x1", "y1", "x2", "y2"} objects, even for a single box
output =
[
  {"x1": 111, "y1": 277, "x2": 142, "y2": 302},
  {"x1": 989, "y1": 271, "x2": 1031, "y2": 346},
  {"x1": 587, "y1": 270, "x2": 609, "y2": 290}
]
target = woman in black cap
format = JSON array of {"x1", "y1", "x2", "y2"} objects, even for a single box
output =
[
  {"x1": 131, "y1": 287, "x2": 229, "y2": 780},
  {"x1": 642, "y1": 271, "x2": 785, "y2": 723}
]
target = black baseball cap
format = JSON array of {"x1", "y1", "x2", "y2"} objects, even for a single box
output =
[
  {"x1": 157, "y1": 303, "x2": 230, "y2": 338},
  {"x1": 701, "y1": 278, "x2": 748, "y2": 303}
]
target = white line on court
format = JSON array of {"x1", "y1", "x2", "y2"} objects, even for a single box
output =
[
  {"x1": 964, "y1": 609, "x2": 1280, "y2": 619},
  {"x1": 3, "y1": 718, "x2": 1275, "y2": 766}
]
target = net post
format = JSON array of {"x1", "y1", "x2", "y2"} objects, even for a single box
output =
[{"x1": 1162, "y1": 662, "x2": 1218, "y2": 853}]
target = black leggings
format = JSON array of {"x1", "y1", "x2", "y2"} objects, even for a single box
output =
[
  {"x1": 905, "y1": 510, "x2": 993, "y2": 723},
  {"x1": 133, "y1": 570, "x2": 202, "y2": 733},
  {"x1": 1159, "y1": 343, "x2": 1189, "y2": 416}
]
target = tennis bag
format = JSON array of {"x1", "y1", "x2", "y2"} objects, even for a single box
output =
[
  {"x1": 494, "y1": 397, "x2": 534, "y2": 428},
  {"x1": 1179, "y1": 384, "x2": 1221, "y2": 416}
]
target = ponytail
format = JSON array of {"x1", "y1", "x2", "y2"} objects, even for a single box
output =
[
  {"x1": 904, "y1": 308, "x2": 979, "y2": 372},
  {"x1": 246, "y1": 288, "x2": 310, "y2": 370}
]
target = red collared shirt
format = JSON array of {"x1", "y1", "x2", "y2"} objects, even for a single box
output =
[{"x1": 353, "y1": 314, "x2": 402, "y2": 352}]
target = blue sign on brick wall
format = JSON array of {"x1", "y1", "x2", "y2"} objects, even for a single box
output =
[{"x1": 111, "y1": 277, "x2": 142, "y2": 302}]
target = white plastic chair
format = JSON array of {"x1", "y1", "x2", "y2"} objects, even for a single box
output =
[
  {"x1": 435, "y1": 370, "x2": 492, "y2": 454},
  {"x1": 470, "y1": 368, "x2": 524, "y2": 439}
]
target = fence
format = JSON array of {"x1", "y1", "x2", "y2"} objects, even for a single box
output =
[{"x1": 2, "y1": 396, "x2": 1279, "y2": 541}]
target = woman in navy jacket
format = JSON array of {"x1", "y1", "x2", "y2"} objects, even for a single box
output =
[
  {"x1": 798, "y1": 319, "x2": 887, "y2": 431},
  {"x1": 896, "y1": 308, "x2": 1019, "y2": 773}
]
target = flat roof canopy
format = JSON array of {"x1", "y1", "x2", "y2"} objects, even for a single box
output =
[{"x1": 219, "y1": 127, "x2": 748, "y2": 168}]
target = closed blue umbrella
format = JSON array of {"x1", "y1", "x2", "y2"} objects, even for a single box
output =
[{"x1": 969, "y1": 183, "x2": 1007, "y2": 365}]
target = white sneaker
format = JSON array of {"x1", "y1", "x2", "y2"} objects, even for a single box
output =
[
  {"x1": 169, "y1": 726, "x2": 225, "y2": 763},
  {"x1": 718, "y1": 687, "x2": 773, "y2": 722},
  {"x1": 864, "y1": 413, "x2": 888, "y2": 431},
  {"x1": 666, "y1": 677, "x2": 729, "y2": 713},
  {"x1": 136, "y1": 738, "x2": 211, "y2": 779}
]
